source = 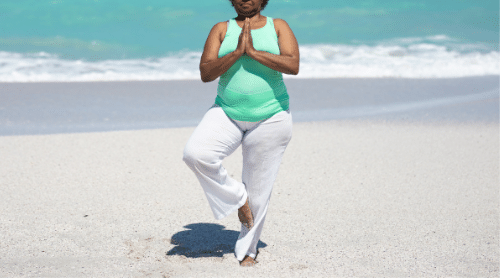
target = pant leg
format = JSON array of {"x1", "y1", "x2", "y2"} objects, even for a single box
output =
[
  {"x1": 183, "y1": 107, "x2": 248, "y2": 220},
  {"x1": 234, "y1": 110, "x2": 293, "y2": 261}
]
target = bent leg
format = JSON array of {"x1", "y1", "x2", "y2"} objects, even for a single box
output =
[
  {"x1": 234, "y1": 110, "x2": 293, "y2": 261},
  {"x1": 183, "y1": 107, "x2": 247, "y2": 220}
]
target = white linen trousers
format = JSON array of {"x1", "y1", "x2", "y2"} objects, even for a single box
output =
[{"x1": 183, "y1": 106, "x2": 292, "y2": 261}]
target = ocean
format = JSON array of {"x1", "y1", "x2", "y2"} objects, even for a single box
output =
[{"x1": 0, "y1": 0, "x2": 498, "y2": 82}]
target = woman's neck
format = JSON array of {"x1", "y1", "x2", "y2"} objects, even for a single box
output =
[{"x1": 235, "y1": 13, "x2": 263, "y2": 24}]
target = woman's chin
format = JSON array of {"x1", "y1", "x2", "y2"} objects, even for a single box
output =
[{"x1": 236, "y1": 7, "x2": 259, "y2": 16}]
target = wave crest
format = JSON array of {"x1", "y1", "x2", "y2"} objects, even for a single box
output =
[{"x1": 0, "y1": 36, "x2": 498, "y2": 82}]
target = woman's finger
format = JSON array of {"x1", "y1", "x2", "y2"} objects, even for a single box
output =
[
  {"x1": 247, "y1": 21, "x2": 252, "y2": 39},
  {"x1": 244, "y1": 18, "x2": 250, "y2": 32}
]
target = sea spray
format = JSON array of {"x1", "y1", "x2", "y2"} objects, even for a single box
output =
[{"x1": 0, "y1": 36, "x2": 498, "y2": 82}]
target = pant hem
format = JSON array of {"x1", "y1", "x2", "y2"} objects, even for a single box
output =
[{"x1": 214, "y1": 189, "x2": 248, "y2": 220}]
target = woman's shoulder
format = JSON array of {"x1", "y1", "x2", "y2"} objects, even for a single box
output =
[
  {"x1": 271, "y1": 18, "x2": 293, "y2": 36},
  {"x1": 209, "y1": 21, "x2": 230, "y2": 41},
  {"x1": 272, "y1": 18, "x2": 291, "y2": 29},
  {"x1": 211, "y1": 21, "x2": 229, "y2": 33}
]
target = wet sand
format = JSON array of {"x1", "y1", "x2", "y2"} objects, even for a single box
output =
[{"x1": 0, "y1": 76, "x2": 498, "y2": 135}]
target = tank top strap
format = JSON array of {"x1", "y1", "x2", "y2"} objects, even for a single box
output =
[
  {"x1": 266, "y1": 17, "x2": 278, "y2": 40},
  {"x1": 226, "y1": 19, "x2": 238, "y2": 36},
  {"x1": 267, "y1": 17, "x2": 274, "y2": 28}
]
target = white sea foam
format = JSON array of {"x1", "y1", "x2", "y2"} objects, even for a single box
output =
[{"x1": 0, "y1": 36, "x2": 498, "y2": 82}]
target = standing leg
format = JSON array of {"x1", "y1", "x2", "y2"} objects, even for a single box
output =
[
  {"x1": 234, "y1": 110, "x2": 293, "y2": 262},
  {"x1": 183, "y1": 107, "x2": 247, "y2": 220}
]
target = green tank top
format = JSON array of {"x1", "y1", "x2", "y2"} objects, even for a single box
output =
[{"x1": 215, "y1": 17, "x2": 289, "y2": 122}]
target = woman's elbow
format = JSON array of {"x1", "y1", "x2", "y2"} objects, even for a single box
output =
[
  {"x1": 201, "y1": 74, "x2": 212, "y2": 83},
  {"x1": 288, "y1": 64, "x2": 299, "y2": 75},
  {"x1": 200, "y1": 68, "x2": 215, "y2": 83},
  {"x1": 288, "y1": 58, "x2": 299, "y2": 75}
]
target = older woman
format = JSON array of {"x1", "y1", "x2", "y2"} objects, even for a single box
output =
[{"x1": 183, "y1": 0, "x2": 299, "y2": 266}]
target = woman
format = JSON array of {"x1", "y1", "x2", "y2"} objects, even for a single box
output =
[{"x1": 183, "y1": 0, "x2": 299, "y2": 266}]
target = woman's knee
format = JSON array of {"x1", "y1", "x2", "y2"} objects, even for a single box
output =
[
  {"x1": 182, "y1": 143, "x2": 216, "y2": 167},
  {"x1": 182, "y1": 143, "x2": 199, "y2": 166}
]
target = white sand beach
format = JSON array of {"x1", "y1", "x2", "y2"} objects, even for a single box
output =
[{"x1": 0, "y1": 120, "x2": 498, "y2": 277}]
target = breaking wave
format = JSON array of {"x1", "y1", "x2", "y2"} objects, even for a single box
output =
[{"x1": 0, "y1": 35, "x2": 498, "y2": 82}]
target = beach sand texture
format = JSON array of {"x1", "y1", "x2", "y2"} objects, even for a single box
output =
[{"x1": 0, "y1": 120, "x2": 498, "y2": 277}]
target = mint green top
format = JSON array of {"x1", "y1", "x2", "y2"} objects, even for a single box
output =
[{"x1": 215, "y1": 17, "x2": 289, "y2": 122}]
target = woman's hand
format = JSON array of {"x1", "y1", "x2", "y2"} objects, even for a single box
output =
[
  {"x1": 237, "y1": 18, "x2": 255, "y2": 55},
  {"x1": 244, "y1": 19, "x2": 256, "y2": 55},
  {"x1": 236, "y1": 21, "x2": 246, "y2": 55}
]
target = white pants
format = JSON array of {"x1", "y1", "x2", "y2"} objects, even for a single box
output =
[{"x1": 183, "y1": 106, "x2": 292, "y2": 261}]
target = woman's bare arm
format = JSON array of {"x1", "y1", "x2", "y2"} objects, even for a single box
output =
[
  {"x1": 246, "y1": 19, "x2": 299, "y2": 75},
  {"x1": 199, "y1": 22, "x2": 246, "y2": 82}
]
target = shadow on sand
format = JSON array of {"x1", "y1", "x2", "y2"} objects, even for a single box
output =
[{"x1": 166, "y1": 223, "x2": 267, "y2": 258}]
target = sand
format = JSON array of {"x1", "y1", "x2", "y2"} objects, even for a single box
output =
[{"x1": 0, "y1": 120, "x2": 498, "y2": 277}]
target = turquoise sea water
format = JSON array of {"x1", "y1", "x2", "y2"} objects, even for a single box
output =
[{"x1": 0, "y1": 0, "x2": 498, "y2": 81}]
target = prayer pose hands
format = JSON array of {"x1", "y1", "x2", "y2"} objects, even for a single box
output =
[{"x1": 236, "y1": 18, "x2": 256, "y2": 56}]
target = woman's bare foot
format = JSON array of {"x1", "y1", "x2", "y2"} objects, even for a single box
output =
[
  {"x1": 239, "y1": 255, "x2": 256, "y2": 267},
  {"x1": 238, "y1": 199, "x2": 254, "y2": 230}
]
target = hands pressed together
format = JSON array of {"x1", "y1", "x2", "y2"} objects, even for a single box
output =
[{"x1": 236, "y1": 18, "x2": 256, "y2": 57}]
